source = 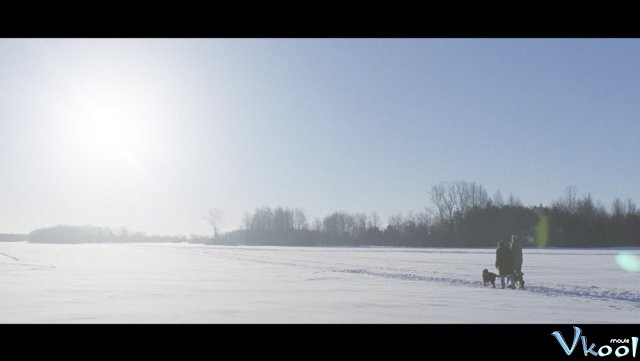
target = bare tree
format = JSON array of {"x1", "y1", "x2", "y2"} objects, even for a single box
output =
[
  {"x1": 250, "y1": 207, "x2": 274, "y2": 230},
  {"x1": 241, "y1": 212, "x2": 252, "y2": 230},
  {"x1": 292, "y1": 208, "x2": 308, "y2": 231},
  {"x1": 454, "y1": 181, "x2": 471, "y2": 215},
  {"x1": 431, "y1": 181, "x2": 491, "y2": 220},
  {"x1": 323, "y1": 212, "x2": 355, "y2": 238},
  {"x1": 612, "y1": 198, "x2": 626, "y2": 218},
  {"x1": 493, "y1": 190, "x2": 504, "y2": 207},
  {"x1": 627, "y1": 199, "x2": 638, "y2": 216},
  {"x1": 312, "y1": 217, "x2": 322, "y2": 232},
  {"x1": 416, "y1": 210, "x2": 432, "y2": 227},
  {"x1": 388, "y1": 213, "x2": 404, "y2": 231},
  {"x1": 443, "y1": 184, "x2": 457, "y2": 219},
  {"x1": 273, "y1": 207, "x2": 293, "y2": 230},
  {"x1": 429, "y1": 183, "x2": 448, "y2": 222},
  {"x1": 204, "y1": 209, "x2": 223, "y2": 238},
  {"x1": 367, "y1": 212, "x2": 381, "y2": 231},
  {"x1": 451, "y1": 181, "x2": 490, "y2": 214},
  {"x1": 468, "y1": 182, "x2": 490, "y2": 209},
  {"x1": 564, "y1": 185, "x2": 579, "y2": 214},
  {"x1": 577, "y1": 193, "x2": 595, "y2": 216},
  {"x1": 508, "y1": 193, "x2": 522, "y2": 207},
  {"x1": 352, "y1": 213, "x2": 367, "y2": 238}
]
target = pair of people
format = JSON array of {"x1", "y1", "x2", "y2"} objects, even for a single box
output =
[{"x1": 495, "y1": 236, "x2": 523, "y2": 289}]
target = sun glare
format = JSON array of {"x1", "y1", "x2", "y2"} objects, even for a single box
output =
[
  {"x1": 83, "y1": 105, "x2": 131, "y2": 158},
  {"x1": 67, "y1": 80, "x2": 148, "y2": 175}
]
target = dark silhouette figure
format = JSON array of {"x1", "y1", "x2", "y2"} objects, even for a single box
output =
[
  {"x1": 510, "y1": 235, "x2": 523, "y2": 273},
  {"x1": 495, "y1": 240, "x2": 515, "y2": 289},
  {"x1": 510, "y1": 235, "x2": 525, "y2": 288}
]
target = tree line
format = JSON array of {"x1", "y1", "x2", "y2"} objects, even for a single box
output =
[
  {"x1": 0, "y1": 233, "x2": 28, "y2": 242},
  {"x1": 22, "y1": 181, "x2": 640, "y2": 247},
  {"x1": 27, "y1": 225, "x2": 209, "y2": 244},
  {"x1": 215, "y1": 182, "x2": 640, "y2": 248}
]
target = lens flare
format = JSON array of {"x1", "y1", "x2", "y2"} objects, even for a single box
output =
[
  {"x1": 535, "y1": 214, "x2": 549, "y2": 248},
  {"x1": 616, "y1": 252, "x2": 640, "y2": 273}
]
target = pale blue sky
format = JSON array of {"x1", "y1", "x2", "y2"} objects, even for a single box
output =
[{"x1": 1, "y1": 39, "x2": 639, "y2": 235}]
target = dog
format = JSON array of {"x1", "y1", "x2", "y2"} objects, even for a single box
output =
[
  {"x1": 513, "y1": 270, "x2": 525, "y2": 289},
  {"x1": 482, "y1": 269, "x2": 498, "y2": 288}
]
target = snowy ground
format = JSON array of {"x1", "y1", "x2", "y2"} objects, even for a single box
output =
[{"x1": 1, "y1": 242, "x2": 639, "y2": 323}]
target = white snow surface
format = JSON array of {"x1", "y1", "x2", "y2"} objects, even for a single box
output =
[{"x1": 1, "y1": 242, "x2": 639, "y2": 323}]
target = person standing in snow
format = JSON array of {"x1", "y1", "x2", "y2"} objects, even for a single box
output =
[
  {"x1": 510, "y1": 235, "x2": 523, "y2": 275},
  {"x1": 495, "y1": 240, "x2": 515, "y2": 289}
]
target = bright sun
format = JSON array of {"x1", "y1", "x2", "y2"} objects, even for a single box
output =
[
  {"x1": 82, "y1": 105, "x2": 132, "y2": 158},
  {"x1": 66, "y1": 80, "x2": 148, "y2": 175}
]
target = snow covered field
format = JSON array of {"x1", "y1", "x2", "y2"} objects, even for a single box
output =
[{"x1": 1, "y1": 242, "x2": 638, "y2": 323}]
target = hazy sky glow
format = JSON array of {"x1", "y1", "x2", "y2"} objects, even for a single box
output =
[{"x1": 1, "y1": 39, "x2": 640, "y2": 235}]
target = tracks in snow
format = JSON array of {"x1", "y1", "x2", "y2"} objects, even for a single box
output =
[
  {"x1": 332, "y1": 267, "x2": 640, "y2": 304},
  {"x1": 0, "y1": 252, "x2": 20, "y2": 261},
  {"x1": 77, "y1": 245, "x2": 640, "y2": 307},
  {"x1": 220, "y1": 252, "x2": 640, "y2": 306},
  {"x1": 0, "y1": 250, "x2": 55, "y2": 270}
]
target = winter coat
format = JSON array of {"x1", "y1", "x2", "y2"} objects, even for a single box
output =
[
  {"x1": 495, "y1": 247, "x2": 514, "y2": 276},
  {"x1": 511, "y1": 241, "x2": 523, "y2": 269}
]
